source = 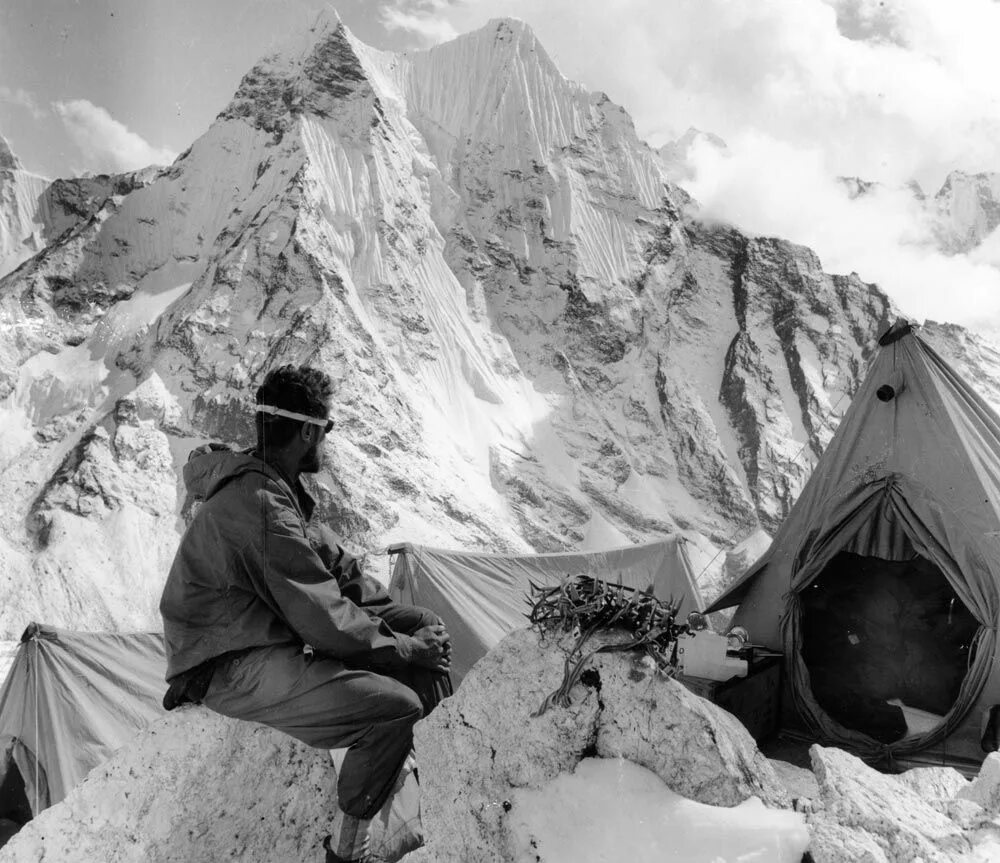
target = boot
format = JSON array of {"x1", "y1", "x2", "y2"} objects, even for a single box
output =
[{"x1": 322, "y1": 834, "x2": 385, "y2": 863}]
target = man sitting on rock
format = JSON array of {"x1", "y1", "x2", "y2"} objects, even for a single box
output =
[{"x1": 159, "y1": 364, "x2": 452, "y2": 863}]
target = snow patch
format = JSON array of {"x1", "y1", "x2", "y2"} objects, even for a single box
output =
[
  {"x1": 509, "y1": 757, "x2": 810, "y2": 863},
  {"x1": 89, "y1": 265, "x2": 195, "y2": 358}
]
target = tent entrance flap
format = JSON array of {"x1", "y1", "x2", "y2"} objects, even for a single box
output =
[{"x1": 799, "y1": 551, "x2": 979, "y2": 745}]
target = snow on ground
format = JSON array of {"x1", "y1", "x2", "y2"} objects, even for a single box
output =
[
  {"x1": 88, "y1": 265, "x2": 195, "y2": 359},
  {"x1": 508, "y1": 757, "x2": 810, "y2": 863}
]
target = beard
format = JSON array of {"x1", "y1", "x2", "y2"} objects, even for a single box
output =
[{"x1": 300, "y1": 442, "x2": 323, "y2": 474}]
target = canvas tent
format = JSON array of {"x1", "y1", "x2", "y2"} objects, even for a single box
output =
[
  {"x1": 0, "y1": 623, "x2": 167, "y2": 830},
  {"x1": 387, "y1": 535, "x2": 705, "y2": 683},
  {"x1": 706, "y1": 321, "x2": 1000, "y2": 771}
]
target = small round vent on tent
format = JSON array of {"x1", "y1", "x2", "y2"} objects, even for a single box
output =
[{"x1": 876, "y1": 371, "x2": 906, "y2": 402}]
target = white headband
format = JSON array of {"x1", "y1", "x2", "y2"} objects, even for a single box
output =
[{"x1": 255, "y1": 404, "x2": 330, "y2": 428}]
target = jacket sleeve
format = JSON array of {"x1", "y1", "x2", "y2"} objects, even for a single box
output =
[
  {"x1": 247, "y1": 483, "x2": 419, "y2": 669},
  {"x1": 308, "y1": 523, "x2": 393, "y2": 610}
]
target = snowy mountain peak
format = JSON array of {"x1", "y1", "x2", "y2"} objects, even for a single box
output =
[
  {"x1": 0, "y1": 135, "x2": 23, "y2": 171},
  {"x1": 483, "y1": 17, "x2": 542, "y2": 46},
  {"x1": 426, "y1": 15, "x2": 560, "y2": 84},
  {"x1": 400, "y1": 14, "x2": 627, "y2": 173},
  {"x1": 305, "y1": 5, "x2": 344, "y2": 38},
  {"x1": 218, "y1": 13, "x2": 374, "y2": 135}
]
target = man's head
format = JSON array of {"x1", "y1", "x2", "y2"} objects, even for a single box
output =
[{"x1": 254, "y1": 364, "x2": 335, "y2": 474}]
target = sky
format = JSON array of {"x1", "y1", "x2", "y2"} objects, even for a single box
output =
[{"x1": 2, "y1": 0, "x2": 1000, "y2": 332}]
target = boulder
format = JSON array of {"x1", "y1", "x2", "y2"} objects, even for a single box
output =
[
  {"x1": 0, "y1": 706, "x2": 408, "y2": 863},
  {"x1": 806, "y1": 819, "x2": 889, "y2": 863},
  {"x1": 806, "y1": 745, "x2": 972, "y2": 862},
  {"x1": 897, "y1": 766, "x2": 970, "y2": 805},
  {"x1": 769, "y1": 757, "x2": 820, "y2": 803},
  {"x1": 409, "y1": 626, "x2": 789, "y2": 863},
  {"x1": 959, "y1": 752, "x2": 1000, "y2": 813}
]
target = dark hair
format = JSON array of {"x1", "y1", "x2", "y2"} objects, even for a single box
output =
[{"x1": 254, "y1": 364, "x2": 334, "y2": 448}]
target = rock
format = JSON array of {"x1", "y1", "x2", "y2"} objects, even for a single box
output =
[
  {"x1": 0, "y1": 706, "x2": 415, "y2": 863},
  {"x1": 0, "y1": 707, "x2": 337, "y2": 863},
  {"x1": 769, "y1": 757, "x2": 820, "y2": 802},
  {"x1": 410, "y1": 627, "x2": 789, "y2": 863},
  {"x1": 897, "y1": 765, "x2": 969, "y2": 805},
  {"x1": 806, "y1": 818, "x2": 890, "y2": 863},
  {"x1": 944, "y1": 798, "x2": 996, "y2": 832},
  {"x1": 959, "y1": 752, "x2": 1000, "y2": 813},
  {"x1": 0, "y1": 136, "x2": 22, "y2": 171},
  {"x1": 808, "y1": 745, "x2": 972, "y2": 862}
]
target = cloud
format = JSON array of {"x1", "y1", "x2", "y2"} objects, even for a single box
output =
[
  {"x1": 970, "y1": 227, "x2": 1000, "y2": 269},
  {"x1": 684, "y1": 131, "x2": 1000, "y2": 332},
  {"x1": 380, "y1": 0, "x2": 461, "y2": 44},
  {"x1": 0, "y1": 86, "x2": 45, "y2": 120},
  {"x1": 52, "y1": 99, "x2": 177, "y2": 174}
]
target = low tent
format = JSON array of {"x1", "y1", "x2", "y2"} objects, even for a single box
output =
[
  {"x1": 706, "y1": 321, "x2": 1000, "y2": 772},
  {"x1": 0, "y1": 623, "x2": 167, "y2": 831},
  {"x1": 387, "y1": 535, "x2": 705, "y2": 683}
]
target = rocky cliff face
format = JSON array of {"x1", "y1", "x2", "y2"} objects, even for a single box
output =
[{"x1": 0, "y1": 13, "x2": 998, "y2": 635}]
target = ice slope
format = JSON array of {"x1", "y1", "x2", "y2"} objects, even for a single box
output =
[{"x1": 0, "y1": 137, "x2": 50, "y2": 278}]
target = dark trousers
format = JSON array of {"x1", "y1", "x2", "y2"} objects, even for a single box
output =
[{"x1": 204, "y1": 604, "x2": 451, "y2": 819}]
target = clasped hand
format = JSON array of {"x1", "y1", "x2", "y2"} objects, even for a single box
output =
[{"x1": 411, "y1": 623, "x2": 452, "y2": 673}]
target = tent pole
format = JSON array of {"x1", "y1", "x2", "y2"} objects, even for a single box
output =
[{"x1": 32, "y1": 637, "x2": 39, "y2": 817}]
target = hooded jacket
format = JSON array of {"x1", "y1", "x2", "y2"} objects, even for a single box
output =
[{"x1": 159, "y1": 446, "x2": 417, "y2": 680}]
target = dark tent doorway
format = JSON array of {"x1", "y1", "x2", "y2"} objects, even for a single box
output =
[
  {"x1": 800, "y1": 551, "x2": 979, "y2": 744},
  {"x1": 0, "y1": 742, "x2": 39, "y2": 849}
]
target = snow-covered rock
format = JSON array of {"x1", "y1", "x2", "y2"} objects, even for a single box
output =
[
  {"x1": 806, "y1": 745, "x2": 977, "y2": 862},
  {"x1": 407, "y1": 626, "x2": 789, "y2": 862}
]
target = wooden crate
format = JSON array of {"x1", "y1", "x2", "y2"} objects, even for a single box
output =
[{"x1": 678, "y1": 655, "x2": 782, "y2": 743}]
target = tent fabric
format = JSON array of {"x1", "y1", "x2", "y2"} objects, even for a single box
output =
[
  {"x1": 705, "y1": 321, "x2": 1000, "y2": 766},
  {"x1": 387, "y1": 536, "x2": 705, "y2": 683},
  {"x1": 0, "y1": 623, "x2": 167, "y2": 815}
]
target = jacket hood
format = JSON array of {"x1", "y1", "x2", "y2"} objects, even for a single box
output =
[{"x1": 182, "y1": 445, "x2": 271, "y2": 502}]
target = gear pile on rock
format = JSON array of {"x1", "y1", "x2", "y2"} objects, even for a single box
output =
[{"x1": 526, "y1": 575, "x2": 689, "y2": 715}]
